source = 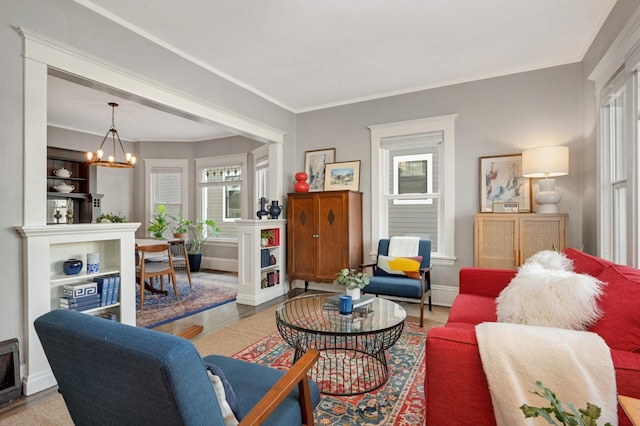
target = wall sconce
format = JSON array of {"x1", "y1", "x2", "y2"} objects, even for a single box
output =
[{"x1": 522, "y1": 145, "x2": 569, "y2": 214}]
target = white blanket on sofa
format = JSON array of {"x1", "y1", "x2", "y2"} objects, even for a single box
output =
[{"x1": 476, "y1": 322, "x2": 617, "y2": 426}]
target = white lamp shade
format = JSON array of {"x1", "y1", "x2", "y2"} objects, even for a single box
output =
[{"x1": 521, "y1": 146, "x2": 569, "y2": 178}]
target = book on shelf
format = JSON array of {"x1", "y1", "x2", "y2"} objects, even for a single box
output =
[
  {"x1": 105, "y1": 275, "x2": 115, "y2": 306},
  {"x1": 110, "y1": 275, "x2": 120, "y2": 305},
  {"x1": 94, "y1": 277, "x2": 110, "y2": 306},
  {"x1": 261, "y1": 249, "x2": 270, "y2": 268},
  {"x1": 59, "y1": 294, "x2": 101, "y2": 311},
  {"x1": 62, "y1": 282, "x2": 98, "y2": 298},
  {"x1": 325, "y1": 294, "x2": 374, "y2": 309}
]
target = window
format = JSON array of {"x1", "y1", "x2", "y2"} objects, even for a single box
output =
[
  {"x1": 196, "y1": 154, "x2": 247, "y2": 240},
  {"x1": 600, "y1": 72, "x2": 628, "y2": 264},
  {"x1": 144, "y1": 159, "x2": 189, "y2": 238},
  {"x1": 253, "y1": 144, "x2": 269, "y2": 202},
  {"x1": 369, "y1": 115, "x2": 456, "y2": 264}
]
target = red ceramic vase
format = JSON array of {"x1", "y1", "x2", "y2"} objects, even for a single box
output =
[{"x1": 294, "y1": 172, "x2": 309, "y2": 193}]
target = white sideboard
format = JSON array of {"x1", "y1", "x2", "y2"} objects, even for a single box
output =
[{"x1": 16, "y1": 222, "x2": 140, "y2": 396}]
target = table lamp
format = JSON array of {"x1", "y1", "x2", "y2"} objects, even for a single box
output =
[{"x1": 522, "y1": 146, "x2": 569, "y2": 214}]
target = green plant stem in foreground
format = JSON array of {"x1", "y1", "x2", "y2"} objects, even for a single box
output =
[{"x1": 520, "y1": 381, "x2": 612, "y2": 426}]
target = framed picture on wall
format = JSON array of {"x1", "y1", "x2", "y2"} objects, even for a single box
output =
[
  {"x1": 305, "y1": 148, "x2": 336, "y2": 191},
  {"x1": 479, "y1": 154, "x2": 531, "y2": 212},
  {"x1": 324, "y1": 160, "x2": 361, "y2": 191}
]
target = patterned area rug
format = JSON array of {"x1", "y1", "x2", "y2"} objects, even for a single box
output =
[
  {"x1": 233, "y1": 322, "x2": 428, "y2": 425},
  {"x1": 136, "y1": 270, "x2": 238, "y2": 328}
]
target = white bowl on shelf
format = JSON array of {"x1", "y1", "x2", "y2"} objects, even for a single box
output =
[{"x1": 52, "y1": 183, "x2": 75, "y2": 193}]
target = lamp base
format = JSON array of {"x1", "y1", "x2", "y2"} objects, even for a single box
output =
[{"x1": 534, "y1": 178, "x2": 561, "y2": 214}]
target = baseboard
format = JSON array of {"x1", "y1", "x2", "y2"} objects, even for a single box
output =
[{"x1": 201, "y1": 257, "x2": 237, "y2": 272}]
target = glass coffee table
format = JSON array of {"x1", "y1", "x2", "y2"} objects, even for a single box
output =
[{"x1": 275, "y1": 293, "x2": 406, "y2": 396}]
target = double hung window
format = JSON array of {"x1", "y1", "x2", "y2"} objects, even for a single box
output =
[
  {"x1": 369, "y1": 115, "x2": 456, "y2": 264},
  {"x1": 196, "y1": 154, "x2": 247, "y2": 240}
]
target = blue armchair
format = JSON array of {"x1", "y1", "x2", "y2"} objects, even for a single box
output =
[
  {"x1": 362, "y1": 238, "x2": 432, "y2": 327},
  {"x1": 34, "y1": 309, "x2": 320, "y2": 426}
]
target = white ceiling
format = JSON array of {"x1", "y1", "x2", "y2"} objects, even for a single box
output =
[{"x1": 49, "y1": 0, "x2": 617, "y2": 141}]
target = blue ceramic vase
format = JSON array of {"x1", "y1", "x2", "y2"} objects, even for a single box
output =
[{"x1": 63, "y1": 259, "x2": 83, "y2": 275}]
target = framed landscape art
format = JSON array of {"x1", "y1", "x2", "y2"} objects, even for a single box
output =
[
  {"x1": 304, "y1": 148, "x2": 336, "y2": 191},
  {"x1": 479, "y1": 154, "x2": 531, "y2": 212},
  {"x1": 324, "y1": 160, "x2": 361, "y2": 191}
]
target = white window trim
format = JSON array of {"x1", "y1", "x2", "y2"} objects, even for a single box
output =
[
  {"x1": 369, "y1": 114, "x2": 457, "y2": 265},
  {"x1": 590, "y1": 8, "x2": 640, "y2": 265},
  {"x1": 196, "y1": 153, "x2": 248, "y2": 243},
  {"x1": 144, "y1": 158, "x2": 189, "y2": 238},
  {"x1": 252, "y1": 144, "x2": 269, "y2": 203}
]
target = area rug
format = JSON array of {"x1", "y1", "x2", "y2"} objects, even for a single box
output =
[
  {"x1": 232, "y1": 322, "x2": 428, "y2": 425},
  {"x1": 136, "y1": 270, "x2": 238, "y2": 328}
]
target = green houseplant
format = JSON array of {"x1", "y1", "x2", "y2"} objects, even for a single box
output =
[
  {"x1": 148, "y1": 205, "x2": 169, "y2": 239},
  {"x1": 96, "y1": 212, "x2": 126, "y2": 223},
  {"x1": 170, "y1": 215, "x2": 192, "y2": 239},
  {"x1": 333, "y1": 268, "x2": 369, "y2": 300},
  {"x1": 260, "y1": 229, "x2": 275, "y2": 246},
  {"x1": 520, "y1": 381, "x2": 612, "y2": 426},
  {"x1": 186, "y1": 218, "x2": 221, "y2": 271}
]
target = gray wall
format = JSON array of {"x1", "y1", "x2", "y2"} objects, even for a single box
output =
[{"x1": 297, "y1": 63, "x2": 584, "y2": 289}]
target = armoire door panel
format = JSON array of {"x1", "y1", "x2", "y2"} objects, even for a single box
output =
[
  {"x1": 287, "y1": 195, "x2": 316, "y2": 279},
  {"x1": 317, "y1": 195, "x2": 346, "y2": 278}
]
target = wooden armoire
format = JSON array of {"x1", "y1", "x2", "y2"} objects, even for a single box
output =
[{"x1": 287, "y1": 190, "x2": 363, "y2": 289}]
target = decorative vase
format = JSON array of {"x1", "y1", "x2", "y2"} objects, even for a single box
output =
[
  {"x1": 293, "y1": 172, "x2": 309, "y2": 193},
  {"x1": 268, "y1": 200, "x2": 282, "y2": 219},
  {"x1": 256, "y1": 197, "x2": 269, "y2": 220},
  {"x1": 346, "y1": 287, "x2": 361, "y2": 301},
  {"x1": 62, "y1": 259, "x2": 83, "y2": 275},
  {"x1": 86, "y1": 252, "x2": 100, "y2": 274}
]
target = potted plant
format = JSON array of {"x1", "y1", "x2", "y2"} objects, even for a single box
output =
[
  {"x1": 96, "y1": 212, "x2": 126, "y2": 223},
  {"x1": 148, "y1": 204, "x2": 169, "y2": 239},
  {"x1": 333, "y1": 268, "x2": 369, "y2": 300},
  {"x1": 187, "y1": 218, "x2": 221, "y2": 271},
  {"x1": 260, "y1": 229, "x2": 275, "y2": 247},
  {"x1": 170, "y1": 215, "x2": 192, "y2": 240}
]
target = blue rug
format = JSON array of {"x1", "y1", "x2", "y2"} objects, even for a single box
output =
[{"x1": 136, "y1": 270, "x2": 238, "y2": 328}]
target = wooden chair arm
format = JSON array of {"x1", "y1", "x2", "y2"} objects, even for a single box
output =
[{"x1": 239, "y1": 349, "x2": 320, "y2": 426}]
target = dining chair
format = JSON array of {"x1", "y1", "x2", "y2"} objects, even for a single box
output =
[
  {"x1": 145, "y1": 239, "x2": 192, "y2": 288},
  {"x1": 136, "y1": 243, "x2": 178, "y2": 309}
]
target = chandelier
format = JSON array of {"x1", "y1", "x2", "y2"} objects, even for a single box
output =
[{"x1": 86, "y1": 102, "x2": 137, "y2": 168}]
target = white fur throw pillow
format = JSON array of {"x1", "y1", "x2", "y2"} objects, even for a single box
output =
[
  {"x1": 524, "y1": 250, "x2": 574, "y2": 271},
  {"x1": 497, "y1": 262, "x2": 603, "y2": 330}
]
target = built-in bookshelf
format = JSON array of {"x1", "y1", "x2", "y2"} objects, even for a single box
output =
[
  {"x1": 16, "y1": 222, "x2": 140, "y2": 396},
  {"x1": 236, "y1": 220, "x2": 287, "y2": 306}
]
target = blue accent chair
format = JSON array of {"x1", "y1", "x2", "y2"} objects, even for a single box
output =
[
  {"x1": 362, "y1": 238, "x2": 432, "y2": 327},
  {"x1": 34, "y1": 309, "x2": 321, "y2": 426}
]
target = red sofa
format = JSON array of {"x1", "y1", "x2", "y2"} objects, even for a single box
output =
[{"x1": 425, "y1": 248, "x2": 640, "y2": 426}]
